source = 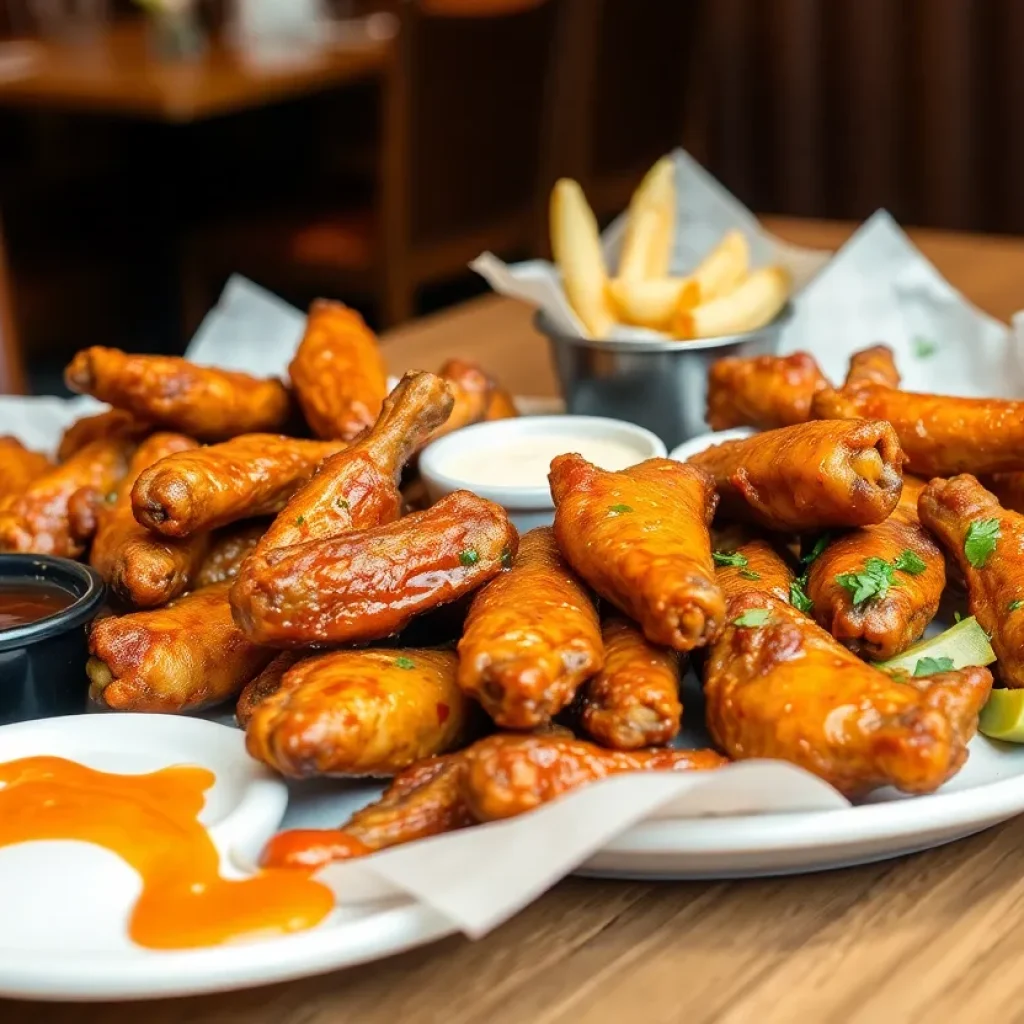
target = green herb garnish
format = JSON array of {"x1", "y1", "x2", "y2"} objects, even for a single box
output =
[
  {"x1": 713, "y1": 551, "x2": 748, "y2": 568},
  {"x1": 500, "y1": 547, "x2": 514, "y2": 569},
  {"x1": 739, "y1": 569, "x2": 761, "y2": 580},
  {"x1": 105, "y1": 491, "x2": 118, "y2": 504},
  {"x1": 914, "y1": 656, "x2": 955, "y2": 677},
  {"x1": 914, "y1": 336, "x2": 938, "y2": 358},
  {"x1": 459, "y1": 548, "x2": 480, "y2": 566},
  {"x1": 733, "y1": 608, "x2": 772, "y2": 628},
  {"x1": 836, "y1": 556, "x2": 896, "y2": 606},
  {"x1": 893, "y1": 550, "x2": 927, "y2": 575},
  {"x1": 801, "y1": 533, "x2": 832, "y2": 565},
  {"x1": 965, "y1": 518, "x2": 1001, "y2": 568},
  {"x1": 295, "y1": 515, "x2": 305, "y2": 526},
  {"x1": 336, "y1": 498, "x2": 350, "y2": 511},
  {"x1": 789, "y1": 575, "x2": 814, "y2": 614},
  {"x1": 1010, "y1": 600, "x2": 1024, "y2": 612},
  {"x1": 608, "y1": 504, "x2": 634, "y2": 515},
  {"x1": 394, "y1": 656, "x2": 416, "y2": 670},
  {"x1": 954, "y1": 611, "x2": 963, "y2": 623}
]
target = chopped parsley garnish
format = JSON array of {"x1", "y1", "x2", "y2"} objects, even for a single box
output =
[
  {"x1": 500, "y1": 547, "x2": 514, "y2": 569},
  {"x1": 836, "y1": 556, "x2": 897, "y2": 606},
  {"x1": 1010, "y1": 600, "x2": 1024, "y2": 612},
  {"x1": 336, "y1": 498, "x2": 350, "y2": 511},
  {"x1": 964, "y1": 519, "x2": 1001, "y2": 568},
  {"x1": 733, "y1": 608, "x2": 772, "y2": 628},
  {"x1": 608, "y1": 504, "x2": 634, "y2": 515},
  {"x1": 801, "y1": 533, "x2": 832, "y2": 565},
  {"x1": 295, "y1": 515, "x2": 305, "y2": 526},
  {"x1": 913, "y1": 656, "x2": 955, "y2": 677},
  {"x1": 713, "y1": 550, "x2": 748, "y2": 568},
  {"x1": 459, "y1": 548, "x2": 480, "y2": 566},
  {"x1": 914, "y1": 336, "x2": 938, "y2": 358},
  {"x1": 954, "y1": 611, "x2": 963, "y2": 623},
  {"x1": 394, "y1": 656, "x2": 416, "y2": 670},
  {"x1": 105, "y1": 491, "x2": 118, "y2": 504},
  {"x1": 893, "y1": 549, "x2": 927, "y2": 575},
  {"x1": 739, "y1": 569, "x2": 761, "y2": 580},
  {"x1": 789, "y1": 575, "x2": 814, "y2": 614}
]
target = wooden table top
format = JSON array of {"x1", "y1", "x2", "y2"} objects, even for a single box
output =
[
  {"x1": 7, "y1": 217, "x2": 1024, "y2": 1023},
  {"x1": 0, "y1": 20, "x2": 391, "y2": 122}
]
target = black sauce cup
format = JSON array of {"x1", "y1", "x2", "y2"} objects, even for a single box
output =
[{"x1": 0, "y1": 555, "x2": 106, "y2": 725}]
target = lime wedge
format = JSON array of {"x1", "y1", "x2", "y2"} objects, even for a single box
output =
[
  {"x1": 979, "y1": 689, "x2": 1024, "y2": 742},
  {"x1": 874, "y1": 616, "x2": 996, "y2": 676}
]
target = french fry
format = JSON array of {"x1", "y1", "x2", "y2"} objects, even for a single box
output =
[
  {"x1": 674, "y1": 266, "x2": 790, "y2": 340},
  {"x1": 618, "y1": 157, "x2": 675, "y2": 282},
  {"x1": 607, "y1": 277, "x2": 699, "y2": 330},
  {"x1": 550, "y1": 179, "x2": 616, "y2": 339},
  {"x1": 693, "y1": 230, "x2": 750, "y2": 302}
]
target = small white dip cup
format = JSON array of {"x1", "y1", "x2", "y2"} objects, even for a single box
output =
[{"x1": 668, "y1": 426, "x2": 757, "y2": 462}]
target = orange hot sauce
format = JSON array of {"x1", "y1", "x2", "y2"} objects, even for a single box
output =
[{"x1": 0, "y1": 756, "x2": 334, "y2": 950}]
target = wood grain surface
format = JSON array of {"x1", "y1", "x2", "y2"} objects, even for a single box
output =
[{"x1": 6, "y1": 218, "x2": 1024, "y2": 1023}]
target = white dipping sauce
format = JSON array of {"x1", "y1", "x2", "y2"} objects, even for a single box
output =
[{"x1": 441, "y1": 434, "x2": 646, "y2": 488}]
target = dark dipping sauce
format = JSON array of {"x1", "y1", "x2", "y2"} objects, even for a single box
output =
[{"x1": 0, "y1": 581, "x2": 75, "y2": 631}]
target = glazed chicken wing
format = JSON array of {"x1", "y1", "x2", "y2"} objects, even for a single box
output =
[
  {"x1": 578, "y1": 615, "x2": 681, "y2": 750},
  {"x1": 232, "y1": 489, "x2": 518, "y2": 646},
  {"x1": 844, "y1": 344, "x2": 901, "y2": 389},
  {"x1": 88, "y1": 581, "x2": 275, "y2": 713},
  {"x1": 0, "y1": 437, "x2": 52, "y2": 500},
  {"x1": 57, "y1": 408, "x2": 149, "y2": 462},
  {"x1": 688, "y1": 419, "x2": 904, "y2": 531},
  {"x1": 983, "y1": 473, "x2": 1024, "y2": 515},
  {"x1": 549, "y1": 455, "x2": 724, "y2": 652},
  {"x1": 713, "y1": 531, "x2": 797, "y2": 604},
  {"x1": 918, "y1": 474, "x2": 1024, "y2": 687},
  {"x1": 705, "y1": 352, "x2": 828, "y2": 431},
  {"x1": 457, "y1": 526, "x2": 603, "y2": 728},
  {"x1": 288, "y1": 300, "x2": 388, "y2": 441},
  {"x1": 484, "y1": 384, "x2": 519, "y2": 421},
  {"x1": 65, "y1": 347, "x2": 291, "y2": 442},
  {"x1": 89, "y1": 432, "x2": 210, "y2": 608},
  {"x1": 806, "y1": 476, "x2": 945, "y2": 659},
  {"x1": 194, "y1": 521, "x2": 268, "y2": 589},
  {"x1": 426, "y1": 359, "x2": 519, "y2": 444},
  {"x1": 244, "y1": 649, "x2": 471, "y2": 778},
  {"x1": 132, "y1": 434, "x2": 345, "y2": 538}
]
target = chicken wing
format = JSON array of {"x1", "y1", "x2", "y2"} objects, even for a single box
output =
[
  {"x1": 0, "y1": 437, "x2": 133, "y2": 556},
  {"x1": 485, "y1": 385, "x2": 519, "y2": 421},
  {"x1": 457, "y1": 526, "x2": 603, "y2": 728},
  {"x1": 984, "y1": 473, "x2": 1024, "y2": 515},
  {"x1": 433, "y1": 359, "x2": 491, "y2": 438},
  {"x1": 64, "y1": 347, "x2": 291, "y2": 441},
  {"x1": 705, "y1": 352, "x2": 828, "y2": 431},
  {"x1": 194, "y1": 521, "x2": 268, "y2": 589},
  {"x1": 812, "y1": 384, "x2": 1024, "y2": 477},
  {"x1": 57, "y1": 408, "x2": 149, "y2": 462},
  {"x1": 235, "y1": 651, "x2": 301, "y2": 728},
  {"x1": 713, "y1": 531, "x2": 796, "y2": 604},
  {"x1": 132, "y1": 434, "x2": 345, "y2": 538},
  {"x1": 89, "y1": 432, "x2": 210, "y2": 608},
  {"x1": 844, "y1": 344, "x2": 901, "y2": 388},
  {"x1": 0, "y1": 437, "x2": 52, "y2": 500},
  {"x1": 703, "y1": 587, "x2": 992, "y2": 796},
  {"x1": 688, "y1": 419, "x2": 904, "y2": 531},
  {"x1": 805, "y1": 476, "x2": 945, "y2": 659},
  {"x1": 578, "y1": 615, "x2": 681, "y2": 749},
  {"x1": 244, "y1": 649, "x2": 471, "y2": 778},
  {"x1": 232, "y1": 489, "x2": 518, "y2": 646},
  {"x1": 288, "y1": 300, "x2": 388, "y2": 441},
  {"x1": 88, "y1": 581, "x2": 274, "y2": 713},
  {"x1": 918, "y1": 474, "x2": 1024, "y2": 687},
  {"x1": 549, "y1": 455, "x2": 724, "y2": 652}
]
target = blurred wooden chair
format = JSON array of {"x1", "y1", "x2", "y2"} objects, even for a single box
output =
[
  {"x1": 0, "y1": 221, "x2": 26, "y2": 394},
  {"x1": 183, "y1": 0, "x2": 564, "y2": 330}
]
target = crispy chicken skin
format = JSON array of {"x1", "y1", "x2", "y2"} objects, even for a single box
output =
[
  {"x1": 244, "y1": 649, "x2": 471, "y2": 778},
  {"x1": 57, "y1": 408, "x2": 149, "y2": 462},
  {"x1": 132, "y1": 434, "x2": 345, "y2": 538},
  {"x1": 705, "y1": 352, "x2": 828, "y2": 431},
  {"x1": 704, "y1": 587, "x2": 991, "y2": 797},
  {"x1": 0, "y1": 437, "x2": 52, "y2": 499},
  {"x1": 457, "y1": 526, "x2": 603, "y2": 728},
  {"x1": 919, "y1": 474, "x2": 1024, "y2": 688},
  {"x1": 0, "y1": 437, "x2": 133, "y2": 556},
  {"x1": 89, "y1": 432, "x2": 210, "y2": 608},
  {"x1": 236, "y1": 651, "x2": 301, "y2": 728},
  {"x1": 194, "y1": 521, "x2": 268, "y2": 589},
  {"x1": 688, "y1": 419, "x2": 904, "y2": 531},
  {"x1": 844, "y1": 344, "x2": 901, "y2": 388},
  {"x1": 578, "y1": 615, "x2": 681, "y2": 750},
  {"x1": 812, "y1": 384, "x2": 1024, "y2": 477},
  {"x1": 549, "y1": 455, "x2": 725, "y2": 652},
  {"x1": 87, "y1": 581, "x2": 275, "y2": 713},
  {"x1": 232, "y1": 489, "x2": 518, "y2": 646},
  {"x1": 64, "y1": 347, "x2": 291, "y2": 441},
  {"x1": 288, "y1": 300, "x2": 388, "y2": 441},
  {"x1": 806, "y1": 476, "x2": 945, "y2": 659}
]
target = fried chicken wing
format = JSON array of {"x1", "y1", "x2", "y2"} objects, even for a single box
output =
[
  {"x1": 984, "y1": 473, "x2": 1024, "y2": 515},
  {"x1": 812, "y1": 384, "x2": 1024, "y2": 477},
  {"x1": 549, "y1": 455, "x2": 724, "y2": 652},
  {"x1": 457, "y1": 527, "x2": 602, "y2": 728},
  {"x1": 713, "y1": 531, "x2": 796, "y2": 603},
  {"x1": 806, "y1": 476, "x2": 945, "y2": 658},
  {"x1": 288, "y1": 300, "x2": 388, "y2": 441},
  {"x1": 57, "y1": 408, "x2": 149, "y2": 462},
  {"x1": 64, "y1": 347, "x2": 291, "y2": 442},
  {"x1": 0, "y1": 437, "x2": 52, "y2": 500},
  {"x1": 578, "y1": 615, "x2": 681, "y2": 749},
  {"x1": 236, "y1": 651, "x2": 300, "y2": 728},
  {"x1": 918, "y1": 474, "x2": 1024, "y2": 687},
  {"x1": 244, "y1": 649, "x2": 471, "y2": 778},
  {"x1": 231, "y1": 489, "x2": 518, "y2": 646},
  {"x1": 705, "y1": 352, "x2": 828, "y2": 431},
  {"x1": 434, "y1": 359, "x2": 491, "y2": 437},
  {"x1": 703, "y1": 589, "x2": 992, "y2": 796},
  {"x1": 87, "y1": 580, "x2": 274, "y2": 713},
  {"x1": 132, "y1": 434, "x2": 345, "y2": 538},
  {"x1": 844, "y1": 344, "x2": 901, "y2": 388},
  {"x1": 688, "y1": 419, "x2": 904, "y2": 531},
  {"x1": 89, "y1": 432, "x2": 210, "y2": 608},
  {"x1": 0, "y1": 437, "x2": 133, "y2": 556},
  {"x1": 194, "y1": 521, "x2": 268, "y2": 589},
  {"x1": 485, "y1": 384, "x2": 519, "y2": 421}
]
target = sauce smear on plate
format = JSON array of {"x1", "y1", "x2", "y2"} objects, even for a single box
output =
[
  {"x1": 0, "y1": 756, "x2": 333, "y2": 949},
  {"x1": 0, "y1": 582, "x2": 74, "y2": 631}
]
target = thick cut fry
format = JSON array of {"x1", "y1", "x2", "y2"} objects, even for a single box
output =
[
  {"x1": 705, "y1": 352, "x2": 828, "y2": 431},
  {"x1": 579, "y1": 615, "x2": 681, "y2": 749},
  {"x1": 704, "y1": 589, "x2": 992, "y2": 797},
  {"x1": 550, "y1": 178, "x2": 615, "y2": 338},
  {"x1": 607, "y1": 277, "x2": 699, "y2": 330},
  {"x1": 288, "y1": 300, "x2": 388, "y2": 441},
  {"x1": 812, "y1": 384, "x2": 1024, "y2": 477},
  {"x1": 64, "y1": 348, "x2": 291, "y2": 441},
  {"x1": 687, "y1": 419, "x2": 904, "y2": 531},
  {"x1": 57, "y1": 408, "x2": 149, "y2": 462},
  {"x1": 918, "y1": 475, "x2": 1024, "y2": 688},
  {"x1": 0, "y1": 437, "x2": 133, "y2": 556},
  {"x1": 87, "y1": 581, "x2": 275, "y2": 713},
  {"x1": 844, "y1": 344, "x2": 901, "y2": 389},
  {"x1": 806, "y1": 477, "x2": 945, "y2": 659},
  {"x1": 245, "y1": 649, "x2": 471, "y2": 778},
  {"x1": 236, "y1": 652, "x2": 301, "y2": 728},
  {"x1": 692, "y1": 230, "x2": 750, "y2": 302},
  {"x1": 89, "y1": 432, "x2": 209, "y2": 608},
  {"x1": 195, "y1": 521, "x2": 268, "y2": 589},
  {"x1": 231, "y1": 490, "x2": 518, "y2": 646},
  {"x1": 457, "y1": 526, "x2": 603, "y2": 728},
  {"x1": 618, "y1": 156, "x2": 675, "y2": 281},
  {"x1": 132, "y1": 434, "x2": 345, "y2": 538},
  {"x1": 0, "y1": 437, "x2": 52, "y2": 500},
  {"x1": 675, "y1": 265, "x2": 790, "y2": 340},
  {"x1": 549, "y1": 455, "x2": 725, "y2": 652}
]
